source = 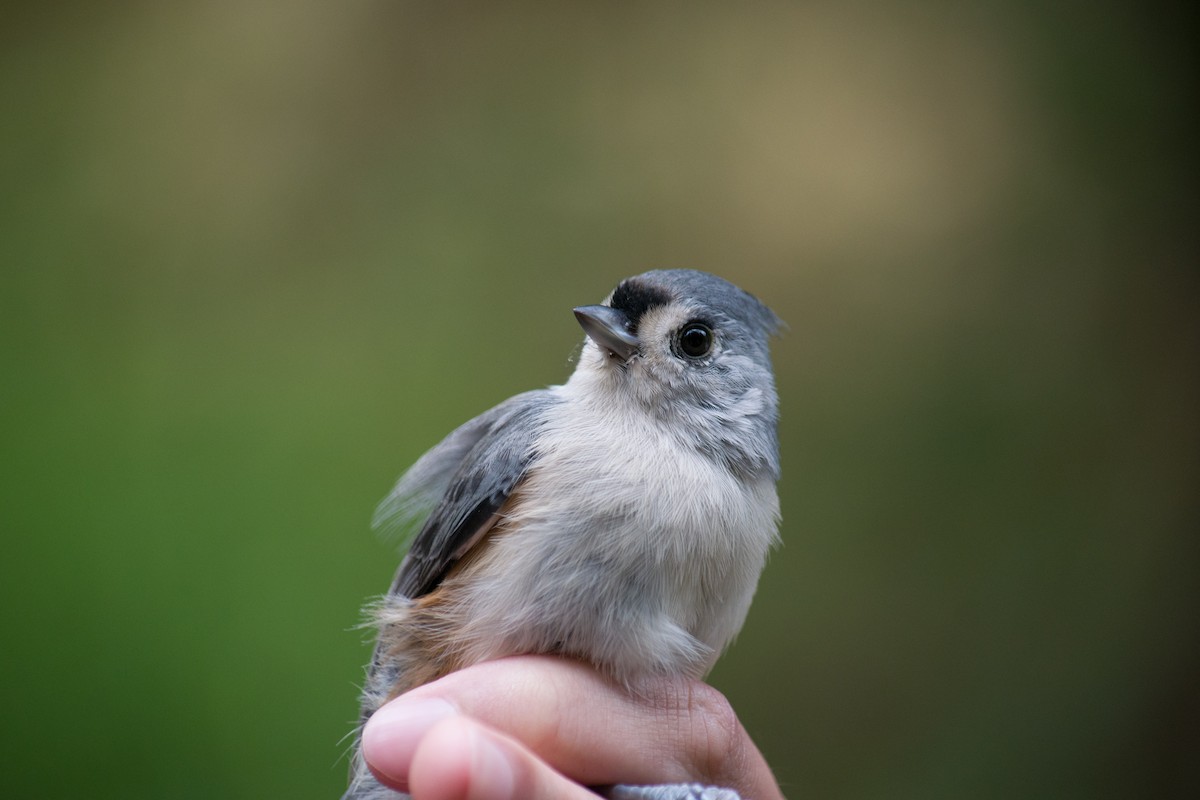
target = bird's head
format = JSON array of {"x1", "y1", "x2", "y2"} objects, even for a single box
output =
[{"x1": 572, "y1": 269, "x2": 783, "y2": 478}]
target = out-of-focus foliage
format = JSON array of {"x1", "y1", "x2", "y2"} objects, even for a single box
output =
[{"x1": 1, "y1": 3, "x2": 1195, "y2": 798}]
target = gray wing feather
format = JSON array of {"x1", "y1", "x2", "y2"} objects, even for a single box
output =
[
  {"x1": 378, "y1": 389, "x2": 557, "y2": 599},
  {"x1": 372, "y1": 397, "x2": 518, "y2": 544}
]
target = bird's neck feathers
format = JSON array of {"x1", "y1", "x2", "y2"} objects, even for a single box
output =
[{"x1": 561, "y1": 348, "x2": 780, "y2": 481}]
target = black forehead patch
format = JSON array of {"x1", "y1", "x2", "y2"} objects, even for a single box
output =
[{"x1": 608, "y1": 280, "x2": 672, "y2": 332}]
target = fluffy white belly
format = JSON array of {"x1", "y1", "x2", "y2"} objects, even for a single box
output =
[{"x1": 447, "y1": 395, "x2": 780, "y2": 679}]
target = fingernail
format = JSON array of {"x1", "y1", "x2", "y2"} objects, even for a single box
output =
[{"x1": 362, "y1": 698, "x2": 457, "y2": 786}]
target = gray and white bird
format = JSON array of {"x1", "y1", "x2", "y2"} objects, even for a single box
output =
[{"x1": 345, "y1": 269, "x2": 783, "y2": 800}]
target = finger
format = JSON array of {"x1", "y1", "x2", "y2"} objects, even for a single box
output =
[
  {"x1": 397, "y1": 655, "x2": 782, "y2": 799},
  {"x1": 407, "y1": 715, "x2": 600, "y2": 800},
  {"x1": 360, "y1": 696, "x2": 601, "y2": 800},
  {"x1": 362, "y1": 698, "x2": 456, "y2": 792}
]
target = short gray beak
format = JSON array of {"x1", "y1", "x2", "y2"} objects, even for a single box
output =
[{"x1": 573, "y1": 305, "x2": 639, "y2": 362}]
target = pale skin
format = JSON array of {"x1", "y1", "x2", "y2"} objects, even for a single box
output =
[{"x1": 361, "y1": 655, "x2": 785, "y2": 800}]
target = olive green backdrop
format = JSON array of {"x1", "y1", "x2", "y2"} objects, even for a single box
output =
[{"x1": 2, "y1": 3, "x2": 1195, "y2": 798}]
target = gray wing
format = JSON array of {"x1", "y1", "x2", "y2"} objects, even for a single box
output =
[
  {"x1": 376, "y1": 389, "x2": 558, "y2": 599},
  {"x1": 372, "y1": 393, "x2": 531, "y2": 544}
]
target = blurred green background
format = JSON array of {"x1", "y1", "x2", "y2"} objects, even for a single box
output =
[{"x1": 2, "y1": 2, "x2": 1196, "y2": 798}]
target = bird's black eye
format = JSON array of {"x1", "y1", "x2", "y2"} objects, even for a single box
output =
[{"x1": 675, "y1": 322, "x2": 714, "y2": 359}]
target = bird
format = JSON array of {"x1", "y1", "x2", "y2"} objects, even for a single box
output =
[{"x1": 344, "y1": 269, "x2": 783, "y2": 800}]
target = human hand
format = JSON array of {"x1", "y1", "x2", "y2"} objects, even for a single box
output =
[{"x1": 359, "y1": 654, "x2": 784, "y2": 800}]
